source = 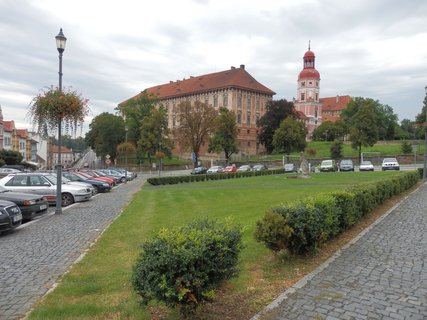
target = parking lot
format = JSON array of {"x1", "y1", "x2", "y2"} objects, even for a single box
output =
[{"x1": 0, "y1": 175, "x2": 145, "y2": 320}]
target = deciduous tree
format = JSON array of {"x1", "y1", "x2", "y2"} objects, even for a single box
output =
[
  {"x1": 208, "y1": 107, "x2": 239, "y2": 163},
  {"x1": 272, "y1": 117, "x2": 307, "y2": 155},
  {"x1": 257, "y1": 99, "x2": 296, "y2": 154},
  {"x1": 138, "y1": 107, "x2": 172, "y2": 164},
  {"x1": 174, "y1": 101, "x2": 218, "y2": 166},
  {"x1": 85, "y1": 113, "x2": 125, "y2": 161}
]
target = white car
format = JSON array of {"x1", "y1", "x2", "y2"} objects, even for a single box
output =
[
  {"x1": 207, "y1": 166, "x2": 224, "y2": 174},
  {"x1": 0, "y1": 173, "x2": 92, "y2": 206},
  {"x1": 359, "y1": 161, "x2": 375, "y2": 171},
  {"x1": 381, "y1": 158, "x2": 400, "y2": 171}
]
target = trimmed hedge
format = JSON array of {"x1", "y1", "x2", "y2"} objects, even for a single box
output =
[
  {"x1": 255, "y1": 171, "x2": 419, "y2": 255},
  {"x1": 132, "y1": 219, "x2": 243, "y2": 316},
  {"x1": 147, "y1": 168, "x2": 286, "y2": 185}
]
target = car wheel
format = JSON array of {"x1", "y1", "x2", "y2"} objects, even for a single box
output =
[
  {"x1": 62, "y1": 193, "x2": 75, "y2": 207},
  {"x1": 92, "y1": 187, "x2": 99, "y2": 196},
  {"x1": 120, "y1": 177, "x2": 126, "y2": 183}
]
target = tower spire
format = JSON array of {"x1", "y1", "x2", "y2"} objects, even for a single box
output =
[{"x1": 308, "y1": 40, "x2": 311, "y2": 50}]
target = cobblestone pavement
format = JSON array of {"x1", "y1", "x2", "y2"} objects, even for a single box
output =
[
  {"x1": 0, "y1": 177, "x2": 145, "y2": 320},
  {"x1": 256, "y1": 184, "x2": 427, "y2": 320}
]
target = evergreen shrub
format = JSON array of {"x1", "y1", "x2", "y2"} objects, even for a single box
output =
[{"x1": 132, "y1": 219, "x2": 243, "y2": 316}]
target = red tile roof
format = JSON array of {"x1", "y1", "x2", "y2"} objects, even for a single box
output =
[
  {"x1": 3, "y1": 120, "x2": 15, "y2": 132},
  {"x1": 322, "y1": 114, "x2": 341, "y2": 122},
  {"x1": 295, "y1": 110, "x2": 309, "y2": 120},
  {"x1": 16, "y1": 129, "x2": 28, "y2": 138},
  {"x1": 320, "y1": 95, "x2": 352, "y2": 112},
  {"x1": 122, "y1": 65, "x2": 275, "y2": 104}
]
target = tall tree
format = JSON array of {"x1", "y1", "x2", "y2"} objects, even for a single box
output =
[
  {"x1": 348, "y1": 105, "x2": 379, "y2": 162},
  {"x1": 272, "y1": 117, "x2": 307, "y2": 155},
  {"x1": 257, "y1": 99, "x2": 296, "y2": 154},
  {"x1": 85, "y1": 113, "x2": 125, "y2": 161},
  {"x1": 341, "y1": 97, "x2": 398, "y2": 141},
  {"x1": 208, "y1": 107, "x2": 239, "y2": 163},
  {"x1": 138, "y1": 107, "x2": 172, "y2": 164},
  {"x1": 415, "y1": 93, "x2": 427, "y2": 126},
  {"x1": 312, "y1": 120, "x2": 346, "y2": 141},
  {"x1": 174, "y1": 101, "x2": 218, "y2": 166},
  {"x1": 116, "y1": 91, "x2": 157, "y2": 145}
]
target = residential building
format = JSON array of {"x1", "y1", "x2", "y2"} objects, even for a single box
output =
[
  {"x1": 52, "y1": 145, "x2": 74, "y2": 168},
  {"x1": 122, "y1": 65, "x2": 275, "y2": 158},
  {"x1": 3, "y1": 120, "x2": 16, "y2": 151}
]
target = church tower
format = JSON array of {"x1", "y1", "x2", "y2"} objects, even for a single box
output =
[{"x1": 294, "y1": 42, "x2": 322, "y2": 139}]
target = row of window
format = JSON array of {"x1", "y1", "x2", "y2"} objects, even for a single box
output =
[
  {"x1": 300, "y1": 92, "x2": 319, "y2": 101},
  {"x1": 300, "y1": 81, "x2": 319, "y2": 87}
]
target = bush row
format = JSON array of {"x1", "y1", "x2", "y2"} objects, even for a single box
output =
[
  {"x1": 255, "y1": 171, "x2": 419, "y2": 255},
  {"x1": 132, "y1": 219, "x2": 243, "y2": 316},
  {"x1": 147, "y1": 168, "x2": 286, "y2": 185}
]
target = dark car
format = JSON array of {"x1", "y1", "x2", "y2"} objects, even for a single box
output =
[
  {"x1": 253, "y1": 164, "x2": 268, "y2": 171},
  {"x1": 339, "y1": 159, "x2": 354, "y2": 172},
  {"x1": 0, "y1": 200, "x2": 22, "y2": 233},
  {"x1": 0, "y1": 185, "x2": 48, "y2": 221},
  {"x1": 191, "y1": 166, "x2": 208, "y2": 175},
  {"x1": 63, "y1": 172, "x2": 111, "y2": 193}
]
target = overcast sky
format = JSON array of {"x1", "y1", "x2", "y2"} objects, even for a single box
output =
[{"x1": 1, "y1": 0, "x2": 427, "y2": 135}]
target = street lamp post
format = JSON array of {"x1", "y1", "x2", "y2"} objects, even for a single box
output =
[
  {"x1": 55, "y1": 28, "x2": 67, "y2": 214},
  {"x1": 125, "y1": 125, "x2": 128, "y2": 183},
  {"x1": 423, "y1": 86, "x2": 427, "y2": 181}
]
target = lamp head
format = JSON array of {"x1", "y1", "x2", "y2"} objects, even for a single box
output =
[{"x1": 55, "y1": 28, "x2": 67, "y2": 53}]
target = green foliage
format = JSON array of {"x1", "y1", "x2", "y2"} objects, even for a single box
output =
[
  {"x1": 255, "y1": 171, "x2": 418, "y2": 255},
  {"x1": 132, "y1": 219, "x2": 243, "y2": 316},
  {"x1": 208, "y1": 107, "x2": 239, "y2": 162},
  {"x1": 28, "y1": 86, "x2": 89, "y2": 135},
  {"x1": 312, "y1": 120, "x2": 346, "y2": 141},
  {"x1": 85, "y1": 112, "x2": 125, "y2": 161},
  {"x1": 0, "y1": 150, "x2": 23, "y2": 165},
  {"x1": 257, "y1": 99, "x2": 296, "y2": 154},
  {"x1": 138, "y1": 107, "x2": 172, "y2": 164},
  {"x1": 117, "y1": 91, "x2": 157, "y2": 146},
  {"x1": 272, "y1": 117, "x2": 307, "y2": 154},
  {"x1": 330, "y1": 140, "x2": 343, "y2": 160},
  {"x1": 400, "y1": 141, "x2": 413, "y2": 154}
]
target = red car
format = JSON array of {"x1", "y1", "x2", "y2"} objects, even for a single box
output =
[{"x1": 223, "y1": 166, "x2": 237, "y2": 173}]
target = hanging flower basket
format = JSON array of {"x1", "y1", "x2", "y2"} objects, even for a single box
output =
[{"x1": 27, "y1": 86, "x2": 89, "y2": 135}]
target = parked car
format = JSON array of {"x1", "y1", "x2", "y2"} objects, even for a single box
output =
[
  {"x1": 191, "y1": 166, "x2": 208, "y2": 174},
  {"x1": 109, "y1": 167, "x2": 137, "y2": 180},
  {"x1": 99, "y1": 169, "x2": 127, "y2": 183},
  {"x1": 339, "y1": 159, "x2": 354, "y2": 172},
  {"x1": 253, "y1": 164, "x2": 268, "y2": 171},
  {"x1": 63, "y1": 172, "x2": 111, "y2": 193},
  {"x1": 0, "y1": 173, "x2": 92, "y2": 207},
  {"x1": 382, "y1": 158, "x2": 400, "y2": 171},
  {"x1": 223, "y1": 166, "x2": 237, "y2": 173},
  {"x1": 359, "y1": 160, "x2": 375, "y2": 171},
  {"x1": 237, "y1": 165, "x2": 252, "y2": 172},
  {"x1": 0, "y1": 168, "x2": 21, "y2": 178},
  {"x1": 319, "y1": 160, "x2": 338, "y2": 172},
  {"x1": 0, "y1": 200, "x2": 22, "y2": 233},
  {"x1": 207, "y1": 166, "x2": 224, "y2": 174},
  {"x1": 0, "y1": 185, "x2": 48, "y2": 221},
  {"x1": 284, "y1": 163, "x2": 297, "y2": 173}
]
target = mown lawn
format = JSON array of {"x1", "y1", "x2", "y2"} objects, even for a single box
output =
[{"x1": 28, "y1": 171, "x2": 406, "y2": 319}]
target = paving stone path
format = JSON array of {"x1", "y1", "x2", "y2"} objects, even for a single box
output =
[
  {"x1": 256, "y1": 183, "x2": 427, "y2": 320},
  {"x1": 0, "y1": 177, "x2": 144, "y2": 320}
]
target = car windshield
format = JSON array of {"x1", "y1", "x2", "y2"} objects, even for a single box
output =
[
  {"x1": 384, "y1": 158, "x2": 397, "y2": 162},
  {"x1": 361, "y1": 161, "x2": 372, "y2": 165},
  {"x1": 322, "y1": 160, "x2": 333, "y2": 165},
  {"x1": 341, "y1": 160, "x2": 352, "y2": 165}
]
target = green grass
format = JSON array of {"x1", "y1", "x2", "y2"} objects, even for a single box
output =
[{"x1": 29, "y1": 171, "x2": 406, "y2": 319}]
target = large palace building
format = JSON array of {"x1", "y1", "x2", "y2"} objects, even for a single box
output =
[{"x1": 123, "y1": 65, "x2": 275, "y2": 158}]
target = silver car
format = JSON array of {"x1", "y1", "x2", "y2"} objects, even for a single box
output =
[{"x1": 0, "y1": 173, "x2": 92, "y2": 206}]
